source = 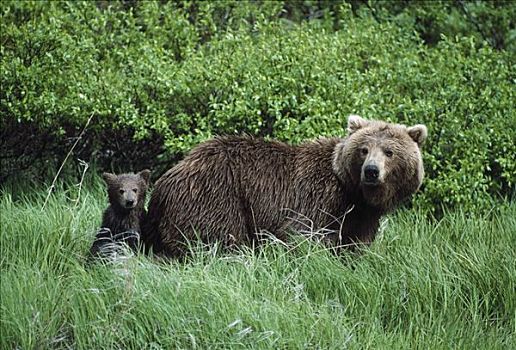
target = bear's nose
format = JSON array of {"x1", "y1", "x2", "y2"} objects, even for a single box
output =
[
  {"x1": 125, "y1": 199, "x2": 135, "y2": 207},
  {"x1": 364, "y1": 165, "x2": 380, "y2": 182}
]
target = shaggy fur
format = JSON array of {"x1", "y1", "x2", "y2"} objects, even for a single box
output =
[
  {"x1": 89, "y1": 170, "x2": 151, "y2": 260},
  {"x1": 142, "y1": 116, "x2": 427, "y2": 257}
]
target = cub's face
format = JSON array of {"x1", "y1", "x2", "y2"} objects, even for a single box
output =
[
  {"x1": 333, "y1": 115, "x2": 427, "y2": 210},
  {"x1": 103, "y1": 170, "x2": 151, "y2": 210}
]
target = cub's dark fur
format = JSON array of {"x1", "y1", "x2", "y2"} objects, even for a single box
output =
[{"x1": 89, "y1": 170, "x2": 151, "y2": 260}]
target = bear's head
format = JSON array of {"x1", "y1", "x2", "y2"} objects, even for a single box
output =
[
  {"x1": 102, "y1": 170, "x2": 151, "y2": 211},
  {"x1": 333, "y1": 115, "x2": 427, "y2": 211}
]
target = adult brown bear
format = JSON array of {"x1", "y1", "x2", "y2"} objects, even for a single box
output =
[{"x1": 142, "y1": 115, "x2": 427, "y2": 257}]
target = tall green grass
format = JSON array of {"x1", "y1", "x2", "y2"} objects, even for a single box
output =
[{"x1": 1, "y1": 180, "x2": 514, "y2": 349}]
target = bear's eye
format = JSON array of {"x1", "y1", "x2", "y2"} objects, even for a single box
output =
[
  {"x1": 132, "y1": 188, "x2": 138, "y2": 193},
  {"x1": 384, "y1": 149, "x2": 393, "y2": 158},
  {"x1": 119, "y1": 189, "x2": 125, "y2": 195},
  {"x1": 360, "y1": 147, "x2": 368, "y2": 155}
]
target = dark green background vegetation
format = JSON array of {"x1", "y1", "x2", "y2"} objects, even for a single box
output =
[
  {"x1": 1, "y1": 2, "x2": 515, "y2": 349},
  {"x1": 2, "y1": 0, "x2": 515, "y2": 210}
]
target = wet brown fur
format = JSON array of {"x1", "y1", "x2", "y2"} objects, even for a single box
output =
[{"x1": 143, "y1": 116, "x2": 426, "y2": 257}]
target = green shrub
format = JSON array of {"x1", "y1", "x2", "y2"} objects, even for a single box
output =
[
  {"x1": 368, "y1": 0, "x2": 516, "y2": 50},
  {"x1": 1, "y1": 1, "x2": 514, "y2": 211}
]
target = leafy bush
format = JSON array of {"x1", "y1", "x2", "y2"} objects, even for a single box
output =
[
  {"x1": 366, "y1": 0, "x2": 516, "y2": 50},
  {"x1": 1, "y1": 1, "x2": 514, "y2": 211}
]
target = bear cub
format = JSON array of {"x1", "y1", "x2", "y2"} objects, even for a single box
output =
[{"x1": 88, "y1": 169, "x2": 151, "y2": 261}]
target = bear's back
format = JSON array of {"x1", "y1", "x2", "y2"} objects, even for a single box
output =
[
  {"x1": 145, "y1": 136, "x2": 351, "y2": 255},
  {"x1": 151, "y1": 136, "x2": 297, "y2": 241}
]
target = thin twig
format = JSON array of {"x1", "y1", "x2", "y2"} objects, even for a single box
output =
[
  {"x1": 72, "y1": 158, "x2": 89, "y2": 209},
  {"x1": 42, "y1": 113, "x2": 94, "y2": 210}
]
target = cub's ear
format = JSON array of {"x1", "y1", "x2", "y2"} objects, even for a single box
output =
[
  {"x1": 138, "y1": 169, "x2": 151, "y2": 184},
  {"x1": 407, "y1": 124, "x2": 428, "y2": 146},
  {"x1": 102, "y1": 172, "x2": 117, "y2": 186},
  {"x1": 347, "y1": 115, "x2": 369, "y2": 134}
]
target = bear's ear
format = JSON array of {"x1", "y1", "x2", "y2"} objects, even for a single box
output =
[
  {"x1": 138, "y1": 169, "x2": 151, "y2": 184},
  {"x1": 347, "y1": 115, "x2": 369, "y2": 134},
  {"x1": 407, "y1": 124, "x2": 428, "y2": 146},
  {"x1": 102, "y1": 172, "x2": 117, "y2": 187}
]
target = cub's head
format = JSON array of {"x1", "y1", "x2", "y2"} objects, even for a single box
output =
[
  {"x1": 102, "y1": 170, "x2": 151, "y2": 210},
  {"x1": 333, "y1": 115, "x2": 427, "y2": 211}
]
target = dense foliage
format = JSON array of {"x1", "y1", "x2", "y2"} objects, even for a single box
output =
[{"x1": 1, "y1": 1, "x2": 515, "y2": 210}]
